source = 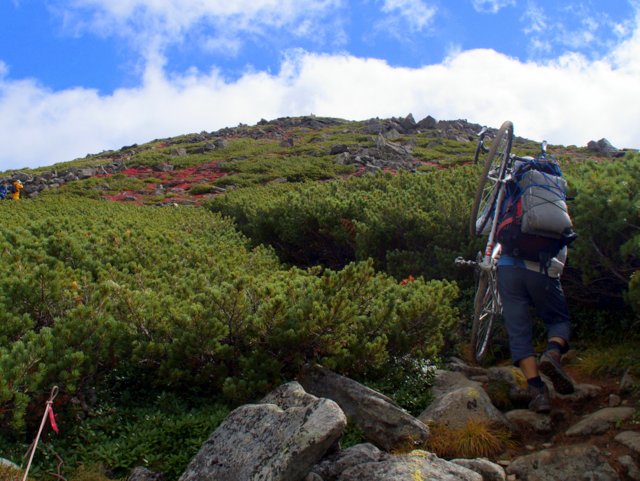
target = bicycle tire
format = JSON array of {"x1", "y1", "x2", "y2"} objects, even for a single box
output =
[
  {"x1": 471, "y1": 268, "x2": 500, "y2": 364},
  {"x1": 469, "y1": 121, "x2": 514, "y2": 237}
]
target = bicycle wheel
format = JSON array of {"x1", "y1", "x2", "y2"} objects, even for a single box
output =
[
  {"x1": 471, "y1": 268, "x2": 501, "y2": 364},
  {"x1": 469, "y1": 121, "x2": 514, "y2": 237}
]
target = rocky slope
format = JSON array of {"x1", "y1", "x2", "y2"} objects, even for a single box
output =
[{"x1": 1, "y1": 114, "x2": 629, "y2": 205}]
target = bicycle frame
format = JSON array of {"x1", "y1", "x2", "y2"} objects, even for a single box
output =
[
  {"x1": 480, "y1": 171, "x2": 510, "y2": 269},
  {"x1": 458, "y1": 120, "x2": 516, "y2": 363}
]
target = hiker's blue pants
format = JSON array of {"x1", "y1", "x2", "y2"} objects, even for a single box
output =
[{"x1": 497, "y1": 265, "x2": 571, "y2": 366}]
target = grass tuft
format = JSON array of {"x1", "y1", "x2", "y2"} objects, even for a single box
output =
[{"x1": 427, "y1": 419, "x2": 514, "y2": 459}]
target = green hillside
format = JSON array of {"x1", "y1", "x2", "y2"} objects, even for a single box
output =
[{"x1": 1, "y1": 115, "x2": 638, "y2": 480}]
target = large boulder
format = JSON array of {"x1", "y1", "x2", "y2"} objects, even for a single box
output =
[
  {"x1": 337, "y1": 450, "x2": 482, "y2": 481},
  {"x1": 298, "y1": 365, "x2": 429, "y2": 451},
  {"x1": 418, "y1": 370, "x2": 512, "y2": 431},
  {"x1": 506, "y1": 444, "x2": 619, "y2": 481},
  {"x1": 178, "y1": 382, "x2": 346, "y2": 481}
]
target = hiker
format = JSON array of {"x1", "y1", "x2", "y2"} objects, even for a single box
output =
[
  {"x1": 10, "y1": 179, "x2": 23, "y2": 200},
  {"x1": 0, "y1": 183, "x2": 7, "y2": 200},
  {"x1": 495, "y1": 154, "x2": 577, "y2": 413}
]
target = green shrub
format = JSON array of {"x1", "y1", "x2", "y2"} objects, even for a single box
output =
[
  {"x1": 0, "y1": 198, "x2": 459, "y2": 449},
  {"x1": 363, "y1": 355, "x2": 436, "y2": 416},
  {"x1": 207, "y1": 167, "x2": 481, "y2": 283},
  {"x1": 566, "y1": 154, "x2": 640, "y2": 302}
]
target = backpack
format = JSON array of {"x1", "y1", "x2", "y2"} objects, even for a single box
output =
[{"x1": 496, "y1": 154, "x2": 577, "y2": 265}]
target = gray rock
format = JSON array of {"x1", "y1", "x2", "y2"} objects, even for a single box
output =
[
  {"x1": 505, "y1": 409, "x2": 552, "y2": 434},
  {"x1": 615, "y1": 430, "x2": 640, "y2": 455},
  {"x1": 303, "y1": 473, "x2": 324, "y2": 481},
  {"x1": 487, "y1": 366, "x2": 526, "y2": 389},
  {"x1": 487, "y1": 366, "x2": 531, "y2": 405},
  {"x1": 419, "y1": 370, "x2": 512, "y2": 432},
  {"x1": 400, "y1": 113, "x2": 417, "y2": 132},
  {"x1": 609, "y1": 393, "x2": 622, "y2": 407},
  {"x1": 127, "y1": 467, "x2": 165, "y2": 481},
  {"x1": 260, "y1": 381, "x2": 322, "y2": 410},
  {"x1": 587, "y1": 138, "x2": 621, "y2": 156},
  {"x1": 565, "y1": 407, "x2": 635, "y2": 436},
  {"x1": 620, "y1": 368, "x2": 637, "y2": 393},
  {"x1": 311, "y1": 443, "x2": 385, "y2": 480},
  {"x1": 214, "y1": 138, "x2": 228, "y2": 149},
  {"x1": 78, "y1": 168, "x2": 97, "y2": 179},
  {"x1": 430, "y1": 370, "x2": 476, "y2": 397},
  {"x1": 451, "y1": 458, "x2": 506, "y2": 481},
  {"x1": 329, "y1": 144, "x2": 349, "y2": 155},
  {"x1": 618, "y1": 455, "x2": 640, "y2": 481},
  {"x1": 298, "y1": 365, "x2": 429, "y2": 451},
  {"x1": 506, "y1": 444, "x2": 619, "y2": 481},
  {"x1": 339, "y1": 450, "x2": 482, "y2": 481},
  {"x1": 362, "y1": 119, "x2": 385, "y2": 134},
  {"x1": 417, "y1": 115, "x2": 438, "y2": 129},
  {"x1": 153, "y1": 163, "x2": 174, "y2": 172},
  {"x1": 12, "y1": 172, "x2": 32, "y2": 182},
  {"x1": 178, "y1": 393, "x2": 346, "y2": 481},
  {"x1": 384, "y1": 128, "x2": 402, "y2": 140},
  {"x1": 446, "y1": 357, "x2": 489, "y2": 378},
  {"x1": 172, "y1": 148, "x2": 187, "y2": 157}
]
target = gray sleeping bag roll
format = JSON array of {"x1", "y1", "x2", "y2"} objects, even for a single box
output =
[{"x1": 519, "y1": 169, "x2": 572, "y2": 238}]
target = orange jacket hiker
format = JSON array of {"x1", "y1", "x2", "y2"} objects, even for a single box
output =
[{"x1": 11, "y1": 180, "x2": 23, "y2": 200}]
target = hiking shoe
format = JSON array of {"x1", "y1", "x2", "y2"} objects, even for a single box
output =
[
  {"x1": 528, "y1": 385, "x2": 551, "y2": 414},
  {"x1": 539, "y1": 351, "x2": 575, "y2": 395}
]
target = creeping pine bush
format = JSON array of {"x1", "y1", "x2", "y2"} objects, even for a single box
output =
[
  {"x1": 563, "y1": 153, "x2": 640, "y2": 333},
  {"x1": 206, "y1": 167, "x2": 480, "y2": 283},
  {"x1": 0, "y1": 197, "x2": 459, "y2": 461}
]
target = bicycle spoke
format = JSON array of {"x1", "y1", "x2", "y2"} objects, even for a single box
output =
[{"x1": 472, "y1": 269, "x2": 502, "y2": 363}]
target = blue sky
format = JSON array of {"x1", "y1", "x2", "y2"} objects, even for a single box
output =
[{"x1": 1, "y1": 0, "x2": 639, "y2": 170}]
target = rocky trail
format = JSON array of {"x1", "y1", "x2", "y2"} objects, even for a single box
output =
[
  {"x1": 434, "y1": 356, "x2": 640, "y2": 480},
  {"x1": 125, "y1": 359, "x2": 639, "y2": 481}
]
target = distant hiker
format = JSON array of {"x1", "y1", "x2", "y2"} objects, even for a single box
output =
[
  {"x1": 495, "y1": 152, "x2": 577, "y2": 414},
  {"x1": 10, "y1": 179, "x2": 23, "y2": 200},
  {"x1": 0, "y1": 183, "x2": 7, "y2": 200}
]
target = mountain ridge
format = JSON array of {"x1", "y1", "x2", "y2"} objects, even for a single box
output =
[{"x1": 0, "y1": 114, "x2": 628, "y2": 205}]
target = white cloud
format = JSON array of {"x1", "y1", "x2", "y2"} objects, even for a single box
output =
[
  {"x1": 2, "y1": 35, "x2": 639, "y2": 172},
  {"x1": 379, "y1": 0, "x2": 438, "y2": 32},
  {"x1": 522, "y1": 1, "x2": 546, "y2": 35},
  {"x1": 523, "y1": 2, "x2": 638, "y2": 60},
  {"x1": 471, "y1": 0, "x2": 516, "y2": 14},
  {"x1": 58, "y1": 0, "x2": 345, "y2": 60}
]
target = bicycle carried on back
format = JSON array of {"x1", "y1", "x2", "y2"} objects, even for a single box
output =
[{"x1": 456, "y1": 121, "x2": 548, "y2": 364}]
